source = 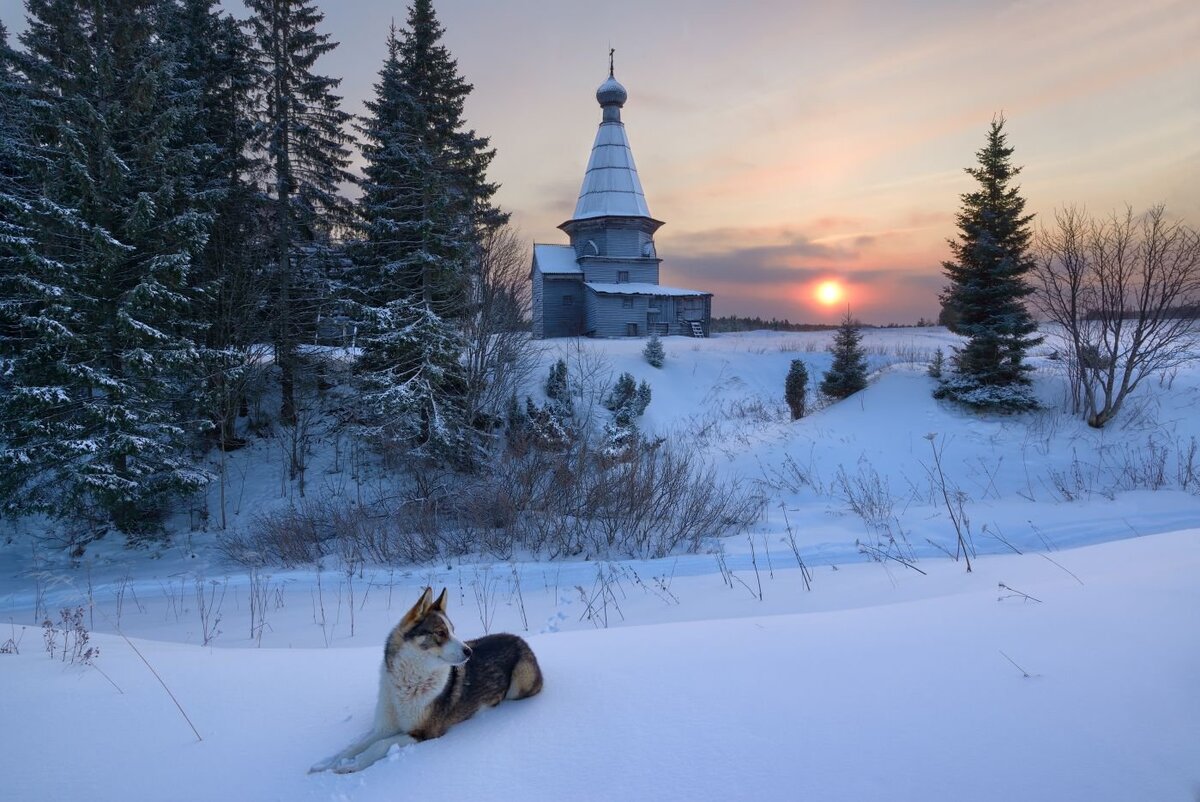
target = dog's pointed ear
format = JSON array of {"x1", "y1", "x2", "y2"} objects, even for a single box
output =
[
  {"x1": 402, "y1": 587, "x2": 434, "y2": 624},
  {"x1": 433, "y1": 587, "x2": 449, "y2": 613}
]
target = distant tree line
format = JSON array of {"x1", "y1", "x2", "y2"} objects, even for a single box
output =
[
  {"x1": 712, "y1": 316, "x2": 936, "y2": 333},
  {"x1": 711, "y1": 316, "x2": 838, "y2": 333}
]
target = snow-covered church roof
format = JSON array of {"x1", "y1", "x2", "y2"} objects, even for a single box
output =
[
  {"x1": 568, "y1": 72, "x2": 652, "y2": 221},
  {"x1": 585, "y1": 282, "x2": 711, "y2": 297},
  {"x1": 533, "y1": 243, "x2": 581, "y2": 274}
]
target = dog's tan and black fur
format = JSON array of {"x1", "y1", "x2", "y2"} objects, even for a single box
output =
[{"x1": 310, "y1": 587, "x2": 542, "y2": 774}]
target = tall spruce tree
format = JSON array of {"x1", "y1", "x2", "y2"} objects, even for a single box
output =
[
  {"x1": 0, "y1": 19, "x2": 52, "y2": 378},
  {"x1": 937, "y1": 116, "x2": 1041, "y2": 410},
  {"x1": 820, "y1": 311, "x2": 868, "y2": 400},
  {"x1": 392, "y1": 0, "x2": 513, "y2": 456},
  {"x1": 165, "y1": 0, "x2": 267, "y2": 448},
  {"x1": 0, "y1": 19, "x2": 37, "y2": 292},
  {"x1": 1, "y1": 0, "x2": 213, "y2": 536},
  {"x1": 245, "y1": 0, "x2": 354, "y2": 426},
  {"x1": 351, "y1": 24, "x2": 472, "y2": 464},
  {"x1": 396, "y1": 0, "x2": 508, "y2": 243},
  {"x1": 350, "y1": 3, "x2": 508, "y2": 468}
]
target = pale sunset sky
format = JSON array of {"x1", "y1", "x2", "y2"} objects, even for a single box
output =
[{"x1": 2, "y1": 0, "x2": 1197, "y2": 322}]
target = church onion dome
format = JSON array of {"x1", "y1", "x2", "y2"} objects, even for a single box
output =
[
  {"x1": 562, "y1": 66, "x2": 659, "y2": 225},
  {"x1": 596, "y1": 75, "x2": 628, "y2": 107}
]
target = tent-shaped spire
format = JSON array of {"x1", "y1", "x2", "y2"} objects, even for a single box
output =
[{"x1": 568, "y1": 70, "x2": 652, "y2": 221}]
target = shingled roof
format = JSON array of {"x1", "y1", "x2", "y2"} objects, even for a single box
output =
[{"x1": 568, "y1": 73, "x2": 652, "y2": 221}]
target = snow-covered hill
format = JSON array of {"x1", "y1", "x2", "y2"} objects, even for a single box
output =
[{"x1": 2, "y1": 328, "x2": 1198, "y2": 800}]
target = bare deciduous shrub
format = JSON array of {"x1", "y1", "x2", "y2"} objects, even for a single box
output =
[
  {"x1": 575, "y1": 563, "x2": 627, "y2": 628},
  {"x1": 462, "y1": 226, "x2": 540, "y2": 434},
  {"x1": 1035, "y1": 206, "x2": 1200, "y2": 428},
  {"x1": 1046, "y1": 449, "x2": 1100, "y2": 502},
  {"x1": 220, "y1": 431, "x2": 761, "y2": 567},
  {"x1": 220, "y1": 503, "x2": 326, "y2": 567}
]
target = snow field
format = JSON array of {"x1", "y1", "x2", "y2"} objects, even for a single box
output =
[
  {"x1": 2, "y1": 327, "x2": 1199, "y2": 800},
  {"x1": 2, "y1": 532, "x2": 1198, "y2": 801}
]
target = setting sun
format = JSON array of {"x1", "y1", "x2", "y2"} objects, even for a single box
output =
[{"x1": 815, "y1": 280, "x2": 845, "y2": 306}]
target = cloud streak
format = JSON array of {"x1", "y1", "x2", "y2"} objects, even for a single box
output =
[{"x1": 659, "y1": 223, "x2": 948, "y2": 322}]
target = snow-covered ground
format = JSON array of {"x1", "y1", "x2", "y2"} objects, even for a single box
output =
[{"x1": 2, "y1": 328, "x2": 1199, "y2": 801}]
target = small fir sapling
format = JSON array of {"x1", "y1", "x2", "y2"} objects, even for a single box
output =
[
  {"x1": 928, "y1": 348, "x2": 945, "y2": 379},
  {"x1": 643, "y1": 334, "x2": 665, "y2": 368},
  {"x1": 545, "y1": 359, "x2": 573, "y2": 417},
  {"x1": 785, "y1": 359, "x2": 809, "y2": 420},
  {"x1": 524, "y1": 397, "x2": 572, "y2": 452},
  {"x1": 820, "y1": 311, "x2": 868, "y2": 400},
  {"x1": 601, "y1": 372, "x2": 653, "y2": 458},
  {"x1": 604, "y1": 372, "x2": 651, "y2": 426}
]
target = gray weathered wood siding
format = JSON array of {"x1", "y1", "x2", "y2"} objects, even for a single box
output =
[
  {"x1": 648, "y1": 295, "x2": 672, "y2": 331},
  {"x1": 584, "y1": 288, "x2": 651, "y2": 337},
  {"x1": 531, "y1": 264, "x2": 544, "y2": 338},
  {"x1": 568, "y1": 222, "x2": 657, "y2": 260},
  {"x1": 674, "y1": 295, "x2": 712, "y2": 334},
  {"x1": 540, "y1": 277, "x2": 585, "y2": 338},
  {"x1": 579, "y1": 258, "x2": 659, "y2": 285}
]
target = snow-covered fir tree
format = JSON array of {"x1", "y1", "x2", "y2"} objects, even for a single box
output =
[
  {"x1": 785, "y1": 359, "x2": 809, "y2": 419},
  {"x1": 544, "y1": 358, "x2": 572, "y2": 417},
  {"x1": 349, "y1": 24, "x2": 474, "y2": 465},
  {"x1": 820, "y1": 311, "x2": 868, "y2": 400},
  {"x1": 604, "y1": 373, "x2": 652, "y2": 427},
  {"x1": 0, "y1": 20, "x2": 38, "y2": 288},
  {"x1": 937, "y1": 116, "x2": 1041, "y2": 411},
  {"x1": 600, "y1": 373, "x2": 653, "y2": 460},
  {"x1": 927, "y1": 348, "x2": 945, "y2": 379},
  {"x1": 245, "y1": 0, "x2": 355, "y2": 426},
  {"x1": 643, "y1": 334, "x2": 665, "y2": 368},
  {"x1": 165, "y1": 0, "x2": 267, "y2": 449},
  {"x1": 350, "y1": 2, "x2": 508, "y2": 468},
  {"x1": 395, "y1": 0, "x2": 507, "y2": 241},
  {"x1": 1, "y1": 0, "x2": 215, "y2": 536}
]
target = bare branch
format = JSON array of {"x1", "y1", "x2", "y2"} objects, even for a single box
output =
[{"x1": 1034, "y1": 206, "x2": 1200, "y2": 427}]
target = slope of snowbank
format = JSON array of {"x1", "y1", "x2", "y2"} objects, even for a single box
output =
[
  {"x1": 3, "y1": 328, "x2": 1199, "y2": 801},
  {"x1": 2, "y1": 531, "x2": 1198, "y2": 802}
]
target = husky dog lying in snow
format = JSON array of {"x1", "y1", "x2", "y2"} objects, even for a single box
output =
[{"x1": 309, "y1": 586, "x2": 543, "y2": 774}]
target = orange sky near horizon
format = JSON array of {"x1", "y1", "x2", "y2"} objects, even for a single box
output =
[{"x1": 2, "y1": 0, "x2": 1195, "y2": 324}]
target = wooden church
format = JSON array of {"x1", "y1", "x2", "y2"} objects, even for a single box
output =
[{"x1": 531, "y1": 64, "x2": 712, "y2": 339}]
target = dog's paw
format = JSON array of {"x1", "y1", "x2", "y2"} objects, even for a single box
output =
[
  {"x1": 308, "y1": 757, "x2": 335, "y2": 774},
  {"x1": 331, "y1": 757, "x2": 363, "y2": 775}
]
